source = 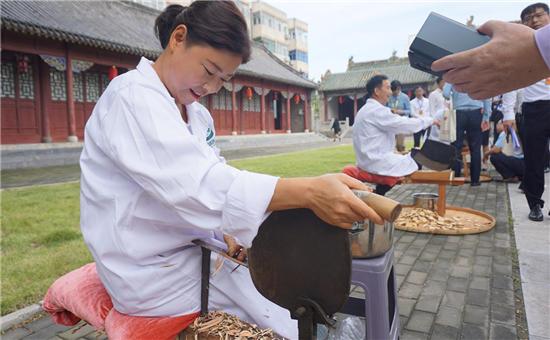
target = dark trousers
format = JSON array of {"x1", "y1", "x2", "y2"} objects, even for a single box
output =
[
  {"x1": 522, "y1": 100, "x2": 550, "y2": 209},
  {"x1": 490, "y1": 153, "x2": 524, "y2": 179},
  {"x1": 453, "y1": 109, "x2": 483, "y2": 183}
]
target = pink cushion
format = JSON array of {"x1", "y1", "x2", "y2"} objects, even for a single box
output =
[
  {"x1": 42, "y1": 263, "x2": 113, "y2": 330},
  {"x1": 105, "y1": 308, "x2": 199, "y2": 340},
  {"x1": 342, "y1": 165, "x2": 401, "y2": 186}
]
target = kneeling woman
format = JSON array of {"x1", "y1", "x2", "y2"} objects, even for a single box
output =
[{"x1": 79, "y1": 2, "x2": 382, "y2": 338}]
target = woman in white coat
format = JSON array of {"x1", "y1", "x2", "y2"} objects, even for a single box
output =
[{"x1": 79, "y1": 2, "x2": 382, "y2": 338}]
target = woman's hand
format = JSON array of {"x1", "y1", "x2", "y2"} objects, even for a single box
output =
[
  {"x1": 268, "y1": 174, "x2": 384, "y2": 229},
  {"x1": 223, "y1": 234, "x2": 247, "y2": 262}
]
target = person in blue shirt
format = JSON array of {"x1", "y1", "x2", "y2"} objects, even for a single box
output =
[
  {"x1": 485, "y1": 120, "x2": 524, "y2": 183},
  {"x1": 387, "y1": 80, "x2": 411, "y2": 152},
  {"x1": 443, "y1": 83, "x2": 492, "y2": 186}
]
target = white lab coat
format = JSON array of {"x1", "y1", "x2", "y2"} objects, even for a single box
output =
[
  {"x1": 428, "y1": 88, "x2": 448, "y2": 141},
  {"x1": 410, "y1": 97, "x2": 430, "y2": 119},
  {"x1": 353, "y1": 98, "x2": 433, "y2": 177},
  {"x1": 80, "y1": 57, "x2": 297, "y2": 338}
]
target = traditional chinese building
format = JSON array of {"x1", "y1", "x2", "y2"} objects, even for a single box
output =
[
  {"x1": 0, "y1": 1, "x2": 316, "y2": 144},
  {"x1": 318, "y1": 54, "x2": 435, "y2": 126}
]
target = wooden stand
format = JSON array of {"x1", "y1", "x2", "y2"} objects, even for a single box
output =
[{"x1": 408, "y1": 170, "x2": 466, "y2": 216}]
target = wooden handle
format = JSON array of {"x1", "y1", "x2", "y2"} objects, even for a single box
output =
[{"x1": 352, "y1": 190, "x2": 403, "y2": 223}]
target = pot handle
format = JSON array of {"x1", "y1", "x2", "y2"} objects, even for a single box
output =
[{"x1": 352, "y1": 190, "x2": 403, "y2": 223}]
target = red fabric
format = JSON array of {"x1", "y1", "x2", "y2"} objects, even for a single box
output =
[
  {"x1": 43, "y1": 263, "x2": 199, "y2": 338},
  {"x1": 342, "y1": 165, "x2": 401, "y2": 187},
  {"x1": 42, "y1": 263, "x2": 112, "y2": 330},
  {"x1": 105, "y1": 308, "x2": 199, "y2": 340}
]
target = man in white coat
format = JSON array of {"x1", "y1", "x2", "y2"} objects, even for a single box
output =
[
  {"x1": 410, "y1": 86, "x2": 431, "y2": 148},
  {"x1": 352, "y1": 75, "x2": 439, "y2": 195},
  {"x1": 428, "y1": 77, "x2": 448, "y2": 142}
]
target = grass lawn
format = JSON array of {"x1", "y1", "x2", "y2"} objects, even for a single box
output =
[{"x1": 1, "y1": 145, "x2": 357, "y2": 315}]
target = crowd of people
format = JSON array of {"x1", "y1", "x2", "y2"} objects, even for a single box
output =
[{"x1": 348, "y1": 2, "x2": 550, "y2": 222}]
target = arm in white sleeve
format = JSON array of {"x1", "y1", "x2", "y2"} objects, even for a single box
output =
[
  {"x1": 100, "y1": 86, "x2": 277, "y2": 247},
  {"x1": 501, "y1": 91, "x2": 517, "y2": 121},
  {"x1": 373, "y1": 107, "x2": 433, "y2": 135}
]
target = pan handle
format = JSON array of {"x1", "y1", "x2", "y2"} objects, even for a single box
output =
[{"x1": 352, "y1": 190, "x2": 403, "y2": 223}]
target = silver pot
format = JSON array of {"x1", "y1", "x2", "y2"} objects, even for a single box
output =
[
  {"x1": 350, "y1": 220, "x2": 394, "y2": 258},
  {"x1": 412, "y1": 193, "x2": 439, "y2": 212}
]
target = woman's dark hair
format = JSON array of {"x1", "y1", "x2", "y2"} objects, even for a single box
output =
[
  {"x1": 436, "y1": 76, "x2": 444, "y2": 84},
  {"x1": 155, "y1": 1, "x2": 251, "y2": 63},
  {"x1": 366, "y1": 74, "x2": 389, "y2": 98},
  {"x1": 521, "y1": 2, "x2": 549, "y2": 22}
]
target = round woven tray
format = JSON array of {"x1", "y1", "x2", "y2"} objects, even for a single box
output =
[{"x1": 395, "y1": 205, "x2": 496, "y2": 235}]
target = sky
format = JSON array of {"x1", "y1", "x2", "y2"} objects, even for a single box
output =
[{"x1": 265, "y1": 1, "x2": 538, "y2": 81}]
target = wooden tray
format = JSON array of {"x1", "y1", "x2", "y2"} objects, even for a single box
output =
[{"x1": 395, "y1": 205, "x2": 496, "y2": 235}]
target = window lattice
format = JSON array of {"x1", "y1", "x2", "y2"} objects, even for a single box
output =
[
  {"x1": 1, "y1": 63, "x2": 16, "y2": 98},
  {"x1": 50, "y1": 69, "x2": 67, "y2": 101},
  {"x1": 73, "y1": 72, "x2": 83, "y2": 102},
  {"x1": 85, "y1": 73, "x2": 100, "y2": 102},
  {"x1": 18, "y1": 66, "x2": 34, "y2": 99}
]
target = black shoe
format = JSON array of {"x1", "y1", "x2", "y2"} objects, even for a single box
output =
[
  {"x1": 470, "y1": 182, "x2": 481, "y2": 187},
  {"x1": 528, "y1": 205, "x2": 544, "y2": 222}
]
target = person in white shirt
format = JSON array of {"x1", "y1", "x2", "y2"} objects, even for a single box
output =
[
  {"x1": 79, "y1": 2, "x2": 382, "y2": 338},
  {"x1": 352, "y1": 75, "x2": 439, "y2": 195},
  {"x1": 410, "y1": 86, "x2": 431, "y2": 147},
  {"x1": 428, "y1": 77, "x2": 448, "y2": 142}
]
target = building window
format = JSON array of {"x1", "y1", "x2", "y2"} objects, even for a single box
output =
[
  {"x1": 73, "y1": 72, "x2": 84, "y2": 102},
  {"x1": 289, "y1": 50, "x2": 308, "y2": 63},
  {"x1": 1, "y1": 63, "x2": 16, "y2": 98},
  {"x1": 86, "y1": 73, "x2": 100, "y2": 102},
  {"x1": 101, "y1": 73, "x2": 110, "y2": 92},
  {"x1": 198, "y1": 95, "x2": 209, "y2": 108},
  {"x1": 18, "y1": 65, "x2": 35, "y2": 100},
  {"x1": 50, "y1": 69, "x2": 67, "y2": 101},
  {"x1": 213, "y1": 88, "x2": 233, "y2": 110},
  {"x1": 253, "y1": 12, "x2": 261, "y2": 25}
]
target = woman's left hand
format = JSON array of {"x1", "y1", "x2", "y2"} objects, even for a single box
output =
[{"x1": 223, "y1": 234, "x2": 247, "y2": 262}]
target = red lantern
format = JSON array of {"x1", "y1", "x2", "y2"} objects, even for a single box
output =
[
  {"x1": 294, "y1": 94, "x2": 300, "y2": 104},
  {"x1": 17, "y1": 55, "x2": 29, "y2": 73},
  {"x1": 108, "y1": 65, "x2": 118, "y2": 80},
  {"x1": 245, "y1": 87, "x2": 253, "y2": 100},
  {"x1": 338, "y1": 96, "x2": 344, "y2": 104}
]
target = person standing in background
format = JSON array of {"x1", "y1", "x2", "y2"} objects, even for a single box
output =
[
  {"x1": 387, "y1": 80, "x2": 411, "y2": 152},
  {"x1": 428, "y1": 77, "x2": 448, "y2": 142},
  {"x1": 410, "y1": 86, "x2": 431, "y2": 148}
]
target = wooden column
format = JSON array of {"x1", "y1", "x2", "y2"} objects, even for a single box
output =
[
  {"x1": 304, "y1": 93, "x2": 309, "y2": 132},
  {"x1": 65, "y1": 46, "x2": 77, "y2": 142},
  {"x1": 39, "y1": 58, "x2": 52, "y2": 143},
  {"x1": 286, "y1": 92, "x2": 291, "y2": 133},
  {"x1": 353, "y1": 94, "x2": 358, "y2": 116},
  {"x1": 260, "y1": 88, "x2": 266, "y2": 134},
  {"x1": 231, "y1": 81, "x2": 237, "y2": 135}
]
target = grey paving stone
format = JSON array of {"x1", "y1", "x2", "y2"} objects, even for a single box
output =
[
  {"x1": 399, "y1": 255, "x2": 417, "y2": 265},
  {"x1": 491, "y1": 289, "x2": 514, "y2": 306},
  {"x1": 1, "y1": 327, "x2": 32, "y2": 340},
  {"x1": 466, "y1": 288, "x2": 490, "y2": 307},
  {"x1": 463, "y1": 305, "x2": 489, "y2": 326},
  {"x1": 396, "y1": 274, "x2": 405, "y2": 289},
  {"x1": 400, "y1": 282, "x2": 423, "y2": 299},
  {"x1": 415, "y1": 294, "x2": 442, "y2": 314},
  {"x1": 401, "y1": 330, "x2": 430, "y2": 340},
  {"x1": 407, "y1": 271, "x2": 428, "y2": 285},
  {"x1": 22, "y1": 324, "x2": 71, "y2": 340},
  {"x1": 57, "y1": 322, "x2": 95, "y2": 340},
  {"x1": 492, "y1": 274, "x2": 513, "y2": 290},
  {"x1": 429, "y1": 269, "x2": 450, "y2": 282},
  {"x1": 424, "y1": 280, "x2": 446, "y2": 297},
  {"x1": 435, "y1": 306, "x2": 461, "y2": 328},
  {"x1": 438, "y1": 250, "x2": 456, "y2": 259},
  {"x1": 25, "y1": 317, "x2": 55, "y2": 332},
  {"x1": 406, "y1": 311, "x2": 434, "y2": 333},
  {"x1": 447, "y1": 277, "x2": 469, "y2": 293},
  {"x1": 474, "y1": 256, "x2": 491, "y2": 266},
  {"x1": 441, "y1": 291, "x2": 466, "y2": 311},
  {"x1": 457, "y1": 249, "x2": 475, "y2": 258},
  {"x1": 476, "y1": 247, "x2": 493, "y2": 256},
  {"x1": 419, "y1": 251, "x2": 438, "y2": 262},
  {"x1": 491, "y1": 303, "x2": 516, "y2": 325},
  {"x1": 489, "y1": 322, "x2": 517, "y2": 340},
  {"x1": 492, "y1": 263, "x2": 512, "y2": 276},
  {"x1": 454, "y1": 256, "x2": 471, "y2": 267},
  {"x1": 472, "y1": 264, "x2": 491, "y2": 277},
  {"x1": 399, "y1": 297, "x2": 416, "y2": 317},
  {"x1": 396, "y1": 264, "x2": 413, "y2": 276},
  {"x1": 450, "y1": 266, "x2": 471, "y2": 279},
  {"x1": 412, "y1": 261, "x2": 432, "y2": 273},
  {"x1": 469, "y1": 276, "x2": 490, "y2": 290},
  {"x1": 431, "y1": 324, "x2": 459, "y2": 340},
  {"x1": 443, "y1": 242, "x2": 459, "y2": 251},
  {"x1": 84, "y1": 332, "x2": 108, "y2": 340}
]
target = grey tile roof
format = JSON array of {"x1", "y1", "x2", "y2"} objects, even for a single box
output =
[
  {"x1": 1, "y1": 0, "x2": 316, "y2": 88},
  {"x1": 320, "y1": 57, "x2": 434, "y2": 92}
]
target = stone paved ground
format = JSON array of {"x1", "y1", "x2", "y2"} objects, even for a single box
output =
[{"x1": 2, "y1": 178, "x2": 527, "y2": 340}]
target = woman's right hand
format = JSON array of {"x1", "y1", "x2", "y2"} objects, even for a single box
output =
[{"x1": 268, "y1": 174, "x2": 384, "y2": 229}]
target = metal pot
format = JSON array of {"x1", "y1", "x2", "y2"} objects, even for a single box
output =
[
  {"x1": 412, "y1": 193, "x2": 439, "y2": 212},
  {"x1": 350, "y1": 220, "x2": 394, "y2": 258}
]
